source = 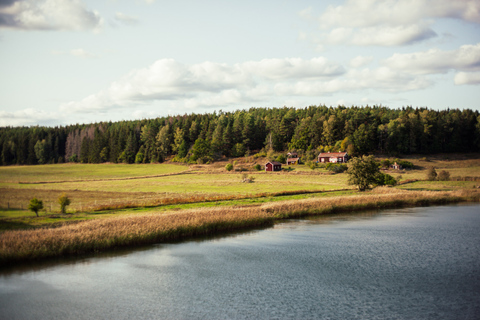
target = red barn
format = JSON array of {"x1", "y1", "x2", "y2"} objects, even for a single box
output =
[
  {"x1": 318, "y1": 152, "x2": 348, "y2": 163},
  {"x1": 265, "y1": 161, "x2": 282, "y2": 172}
]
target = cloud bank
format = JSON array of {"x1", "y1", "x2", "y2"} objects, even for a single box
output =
[
  {"x1": 302, "y1": 0, "x2": 480, "y2": 46},
  {"x1": 0, "y1": 0, "x2": 102, "y2": 31},
  {"x1": 60, "y1": 44, "x2": 478, "y2": 114}
]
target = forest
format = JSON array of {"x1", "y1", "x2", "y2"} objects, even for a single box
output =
[{"x1": 1, "y1": 105, "x2": 480, "y2": 166}]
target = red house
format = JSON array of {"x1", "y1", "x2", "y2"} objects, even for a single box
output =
[
  {"x1": 265, "y1": 161, "x2": 282, "y2": 172},
  {"x1": 318, "y1": 152, "x2": 348, "y2": 163}
]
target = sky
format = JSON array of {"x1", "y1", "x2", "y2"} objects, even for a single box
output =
[{"x1": 1, "y1": 0, "x2": 480, "y2": 127}]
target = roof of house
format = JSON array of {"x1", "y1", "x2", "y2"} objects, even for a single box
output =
[
  {"x1": 318, "y1": 152, "x2": 348, "y2": 157},
  {"x1": 266, "y1": 161, "x2": 282, "y2": 165},
  {"x1": 286, "y1": 157, "x2": 300, "y2": 162}
]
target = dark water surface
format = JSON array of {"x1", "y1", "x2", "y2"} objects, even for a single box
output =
[{"x1": 1, "y1": 204, "x2": 480, "y2": 319}]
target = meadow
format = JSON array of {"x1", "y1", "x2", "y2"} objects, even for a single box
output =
[{"x1": 1, "y1": 154, "x2": 480, "y2": 264}]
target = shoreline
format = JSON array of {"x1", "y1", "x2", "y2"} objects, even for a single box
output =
[{"x1": 1, "y1": 189, "x2": 479, "y2": 267}]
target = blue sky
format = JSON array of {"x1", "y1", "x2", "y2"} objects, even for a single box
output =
[{"x1": 1, "y1": 0, "x2": 480, "y2": 127}]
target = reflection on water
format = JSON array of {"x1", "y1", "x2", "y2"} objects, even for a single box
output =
[{"x1": 1, "y1": 204, "x2": 479, "y2": 320}]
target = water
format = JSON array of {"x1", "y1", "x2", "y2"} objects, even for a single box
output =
[{"x1": 1, "y1": 204, "x2": 479, "y2": 319}]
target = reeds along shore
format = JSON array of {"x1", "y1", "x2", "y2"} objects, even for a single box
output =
[{"x1": 1, "y1": 189, "x2": 479, "y2": 266}]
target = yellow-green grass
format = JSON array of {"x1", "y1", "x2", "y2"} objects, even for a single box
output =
[
  {"x1": 0, "y1": 189, "x2": 357, "y2": 231},
  {"x1": 1, "y1": 171, "x2": 348, "y2": 194},
  {"x1": 396, "y1": 180, "x2": 479, "y2": 191},
  {"x1": 0, "y1": 163, "x2": 187, "y2": 183},
  {"x1": 1, "y1": 188, "x2": 478, "y2": 265}
]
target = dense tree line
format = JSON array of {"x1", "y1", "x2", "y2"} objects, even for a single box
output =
[{"x1": 1, "y1": 105, "x2": 480, "y2": 166}]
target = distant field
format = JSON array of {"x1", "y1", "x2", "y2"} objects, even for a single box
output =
[
  {"x1": 1, "y1": 155, "x2": 479, "y2": 232},
  {"x1": 0, "y1": 163, "x2": 188, "y2": 183},
  {"x1": 0, "y1": 164, "x2": 350, "y2": 213}
]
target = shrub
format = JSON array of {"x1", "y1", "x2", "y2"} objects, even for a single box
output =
[
  {"x1": 376, "y1": 172, "x2": 397, "y2": 186},
  {"x1": 253, "y1": 151, "x2": 267, "y2": 158},
  {"x1": 28, "y1": 197, "x2": 44, "y2": 217},
  {"x1": 395, "y1": 159, "x2": 414, "y2": 169},
  {"x1": 380, "y1": 159, "x2": 391, "y2": 169},
  {"x1": 437, "y1": 170, "x2": 450, "y2": 181},
  {"x1": 276, "y1": 154, "x2": 286, "y2": 164},
  {"x1": 326, "y1": 163, "x2": 347, "y2": 173},
  {"x1": 58, "y1": 193, "x2": 71, "y2": 214},
  {"x1": 253, "y1": 164, "x2": 261, "y2": 171},
  {"x1": 225, "y1": 163, "x2": 233, "y2": 171},
  {"x1": 306, "y1": 161, "x2": 317, "y2": 170},
  {"x1": 426, "y1": 167, "x2": 438, "y2": 181}
]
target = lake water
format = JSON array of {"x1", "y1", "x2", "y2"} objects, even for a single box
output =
[{"x1": 1, "y1": 204, "x2": 479, "y2": 319}]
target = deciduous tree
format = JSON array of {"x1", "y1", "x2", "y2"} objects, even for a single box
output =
[{"x1": 347, "y1": 155, "x2": 380, "y2": 191}]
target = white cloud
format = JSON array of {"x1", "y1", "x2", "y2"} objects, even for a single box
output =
[
  {"x1": 274, "y1": 67, "x2": 431, "y2": 96},
  {"x1": 454, "y1": 72, "x2": 480, "y2": 85},
  {"x1": 350, "y1": 55, "x2": 373, "y2": 68},
  {"x1": 383, "y1": 43, "x2": 480, "y2": 74},
  {"x1": 0, "y1": 108, "x2": 60, "y2": 127},
  {"x1": 301, "y1": 0, "x2": 480, "y2": 47},
  {"x1": 241, "y1": 57, "x2": 345, "y2": 80},
  {"x1": 319, "y1": 0, "x2": 480, "y2": 28},
  {"x1": 349, "y1": 24, "x2": 436, "y2": 46},
  {"x1": 114, "y1": 12, "x2": 138, "y2": 26},
  {"x1": 0, "y1": 0, "x2": 103, "y2": 31},
  {"x1": 60, "y1": 57, "x2": 345, "y2": 113}
]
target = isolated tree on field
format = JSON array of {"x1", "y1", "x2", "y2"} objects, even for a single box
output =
[
  {"x1": 426, "y1": 167, "x2": 437, "y2": 181},
  {"x1": 28, "y1": 197, "x2": 44, "y2": 217},
  {"x1": 58, "y1": 193, "x2": 71, "y2": 214},
  {"x1": 347, "y1": 155, "x2": 380, "y2": 191}
]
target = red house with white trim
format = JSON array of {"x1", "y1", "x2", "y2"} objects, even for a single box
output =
[
  {"x1": 318, "y1": 152, "x2": 348, "y2": 163},
  {"x1": 265, "y1": 161, "x2": 282, "y2": 171}
]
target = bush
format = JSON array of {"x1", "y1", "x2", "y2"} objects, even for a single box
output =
[
  {"x1": 28, "y1": 197, "x2": 43, "y2": 217},
  {"x1": 276, "y1": 154, "x2": 286, "y2": 164},
  {"x1": 326, "y1": 163, "x2": 347, "y2": 173},
  {"x1": 58, "y1": 193, "x2": 71, "y2": 214},
  {"x1": 426, "y1": 167, "x2": 438, "y2": 181},
  {"x1": 380, "y1": 159, "x2": 391, "y2": 169},
  {"x1": 225, "y1": 163, "x2": 233, "y2": 171},
  {"x1": 253, "y1": 151, "x2": 267, "y2": 158},
  {"x1": 306, "y1": 161, "x2": 317, "y2": 170},
  {"x1": 395, "y1": 159, "x2": 414, "y2": 169},
  {"x1": 437, "y1": 170, "x2": 450, "y2": 181},
  {"x1": 253, "y1": 164, "x2": 261, "y2": 171},
  {"x1": 376, "y1": 172, "x2": 397, "y2": 186}
]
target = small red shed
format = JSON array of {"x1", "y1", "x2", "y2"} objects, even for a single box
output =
[{"x1": 265, "y1": 161, "x2": 282, "y2": 172}]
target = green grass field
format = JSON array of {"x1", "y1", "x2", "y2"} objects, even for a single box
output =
[
  {"x1": 0, "y1": 163, "x2": 188, "y2": 183},
  {"x1": 1, "y1": 155, "x2": 479, "y2": 232}
]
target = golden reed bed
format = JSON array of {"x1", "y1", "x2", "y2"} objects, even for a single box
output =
[{"x1": 1, "y1": 189, "x2": 479, "y2": 266}]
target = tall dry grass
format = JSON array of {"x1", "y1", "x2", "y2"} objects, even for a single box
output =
[{"x1": 1, "y1": 189, "x2": 479, "y2": 265}]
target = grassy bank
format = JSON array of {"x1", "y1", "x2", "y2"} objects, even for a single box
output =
[{"x1": 1, "y1": 188, "x2": 479, "y2": 266}]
